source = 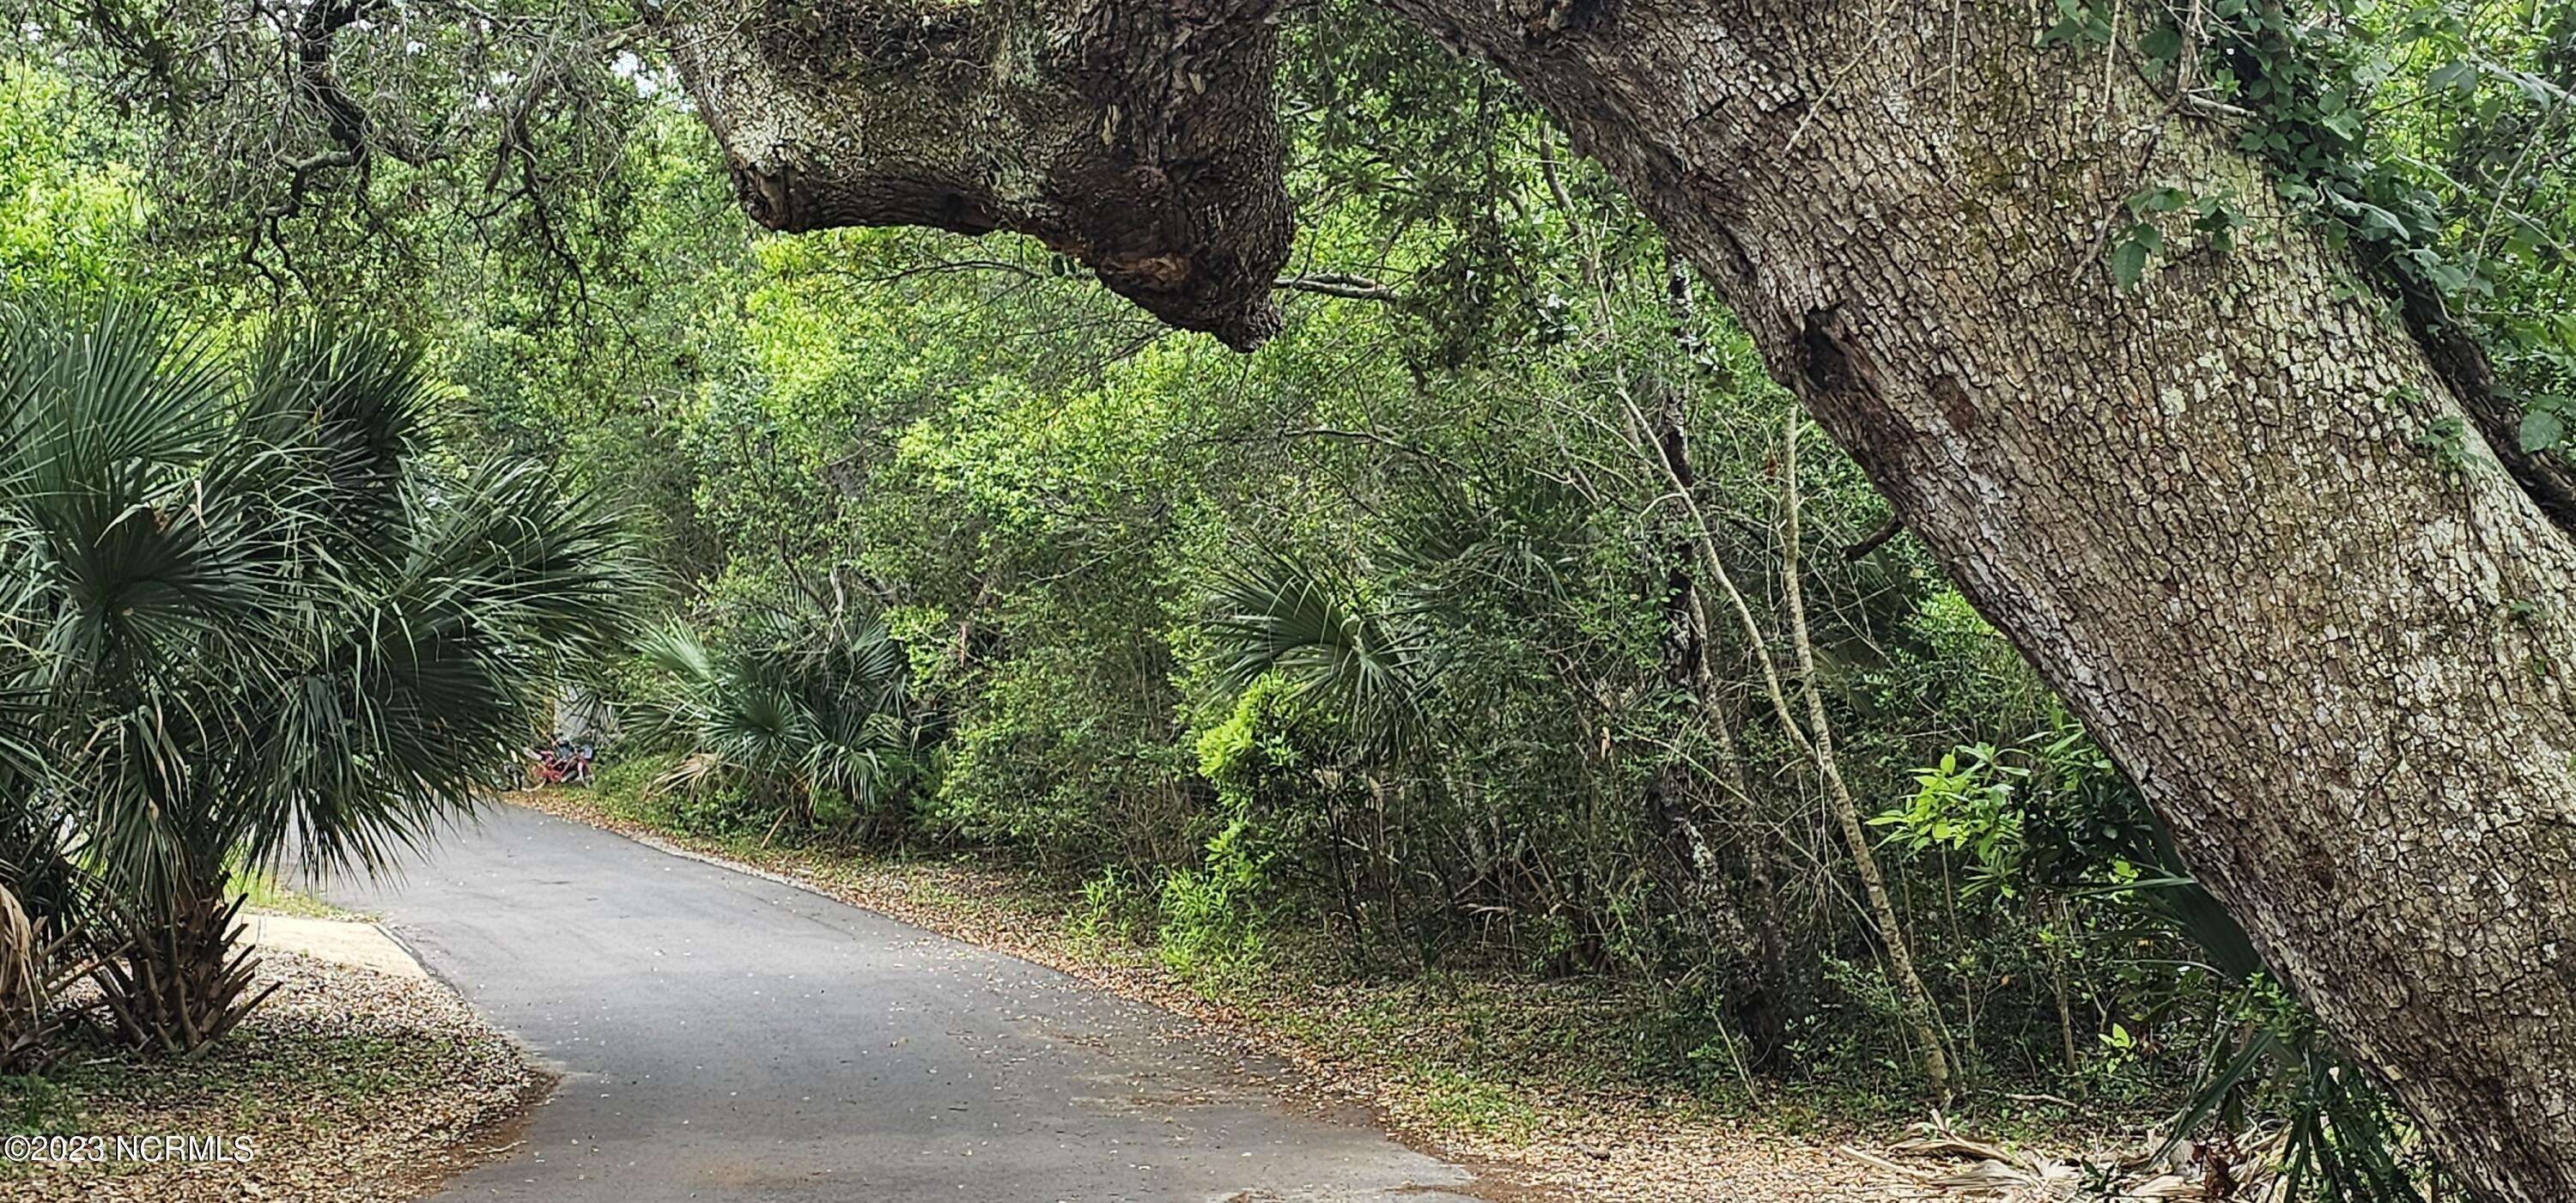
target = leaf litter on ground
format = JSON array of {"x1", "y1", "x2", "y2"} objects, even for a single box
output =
[{"x1": 1, "y1": 950, "x2": 544, "y2": 1202}]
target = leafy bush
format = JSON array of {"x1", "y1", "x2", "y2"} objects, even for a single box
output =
[
  {"x1": 1072, "y1": 866, "x2": 1157, "y2": 946},
  {"x1": 1153, "y1": 819, "x2": 1275, "y2": 982},
  {"x1": 932, "y1": 645, "x2": 1194, "y2": 866}
]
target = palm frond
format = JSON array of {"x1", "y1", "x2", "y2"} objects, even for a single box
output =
[
  {"x1": 235, "y1": 317, "x2": 428, "y2": 532},
  {"x1": 635, "y1": 596, "x2": 923, "y2": 824},
  {"x1": 1203, "y1": 548, "x2": 1431, "y2": 751},
  {"x1": 0, "y1": 302, "x2": 266, "y2": 683},
  {"x1": 637, "y1": 620, "x2": 720, "y2": 690}
]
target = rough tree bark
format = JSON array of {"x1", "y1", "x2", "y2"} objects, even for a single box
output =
[
  {"x1": 664, "y1": 2, "x2": 2576, "y2": 1196},
  {"x1": 660, "y1": 0, "x2": 1293, "y2": 349},
  {"x1": 1638, "y1": 368, "x2": 1799, "y2": 1056}
]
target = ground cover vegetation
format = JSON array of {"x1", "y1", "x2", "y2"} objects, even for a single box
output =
[{"x1": 1, "y1": 0, "x2": 2569, "y2": 1194}]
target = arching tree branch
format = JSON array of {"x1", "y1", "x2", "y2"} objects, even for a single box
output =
[{"x1": 661, "y1": 0, "x2": 1296, "y2": 349}]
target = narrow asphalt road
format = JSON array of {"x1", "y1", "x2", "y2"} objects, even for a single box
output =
[{"x1": 311, "y1": 804, "x2": 1493, "y2": 1202}]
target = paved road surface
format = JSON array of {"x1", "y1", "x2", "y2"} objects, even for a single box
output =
[{"x1": 313, "y1": 804, "x2": 1492, "y2": 1202}]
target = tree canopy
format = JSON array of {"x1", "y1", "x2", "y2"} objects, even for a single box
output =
[{"x1": 4, "y1": 0, "x2": 2573, "y2": 1195}]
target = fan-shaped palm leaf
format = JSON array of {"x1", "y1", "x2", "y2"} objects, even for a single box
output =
[
  {"x1": 1204, "y1": 549, "x2": 1431, "y2": 753},
  {"x1": 635, "y1": 597, "x2": 922, "y2": 826},
  {"x1": 0, "y1": 302, "x2": 644, "y2": 1054}
]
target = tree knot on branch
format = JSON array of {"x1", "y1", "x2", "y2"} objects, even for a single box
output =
[
  {"x1": 671, "y1": 0, "x2": 1294, "y2": 348},
  {"x1": 1520, "y1": 0, "x2": 1617, "y2": 42}
]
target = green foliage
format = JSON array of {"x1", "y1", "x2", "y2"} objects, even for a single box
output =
[
  {"x1": 514, "y1": 68, "x2": 2109, "y2": 1099},
  {"x1": 1189, "y1": 676, "x2": 1364, "y2": 924},
  {"x1": 1072, "y1": 866, "x2": 1158, "y2": 946},
  {"x1": 1877, "y1": 714, "x2": 2440, "y2": 1193},
  {"x1": 9, "y1": 0, "x2": 2529, "y2": 1166},
  {"x1": 0, "y1": 302, "x2": 640, "y2": 894},
  {"x1": 635, "y1": 601, "x2": 928, "y2": 839},
  {"x1": 1878, "y1": 718, "x2": 2160, "y2": 889},
  {"x1": 1195, "y1": 677, "x2": 1334, "y2": 826},
  {"x1": 571, "y1": 749, "x2": 766, "y2": 837},
  {"x1": 0, "y1": 301, "x2": 641, "y2": 1052},
  {"x1": 2411, "y1": 412, "x2": 2473, "y2": 474},
  {"x1": 2038, "y1": 0, "x2": 2117, "y2": 48},
  {"x1": 2129, "y1": 0, "x2": 2576, "y2": 440},
  {"x1": 0, "y1": 67, "x2": 140, "y2": 300},
  {"x1": 10, "y1": 0, "x2": 652, "y2": 316},
  {"x1": 1875, "y1": 745, "x2": 2031, "y2": 898},
  {"x1": 0, "y1": 1070, "x2": 71, "y2": 1132},
  {"x1": 2159, "y1": 969, "x2": 2453, "y2": 1200},
  {"x1": 2517, "y1": 392, "x2": 2572, "y2": 451},
  {"x1": 1204, "y1": 551, "x2": 1431, "y2": 758},
  {"x1": 1153, "y1": 818, "x2": 1276, "y2": 981},
  {"x1": 2110, "y1": 185, "x2": 2248, "y2": 289}
]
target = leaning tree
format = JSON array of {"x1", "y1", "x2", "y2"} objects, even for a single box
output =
[
  {"x1": 9, "y1": 0, "x2": 2567, "y2": 1189},
  {"x1": 653, "y1": 1, "x2": 2576, "y2": 1196}
]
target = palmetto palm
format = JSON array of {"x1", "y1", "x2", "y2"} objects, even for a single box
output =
[
  {"x1": 0, "y1": 303, "x2": 639, "y2": 1054},
  {"x1": 1202, "y1": 549, "x2": 1436, "y2": 757},
  {"x1": 637, "y1": 603, "x2": 917, "y2": 835}
]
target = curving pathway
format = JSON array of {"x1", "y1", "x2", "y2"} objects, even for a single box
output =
[{"x1": 313, "y1": 803, "x2": 1495, "y2": 1202}]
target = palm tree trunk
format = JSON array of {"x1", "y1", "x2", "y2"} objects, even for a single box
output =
[{"x1": 91, "y1": 877, "x2": 276, "y2": 1058}]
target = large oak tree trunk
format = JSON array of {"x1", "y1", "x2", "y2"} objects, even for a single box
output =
[{"x1": 664, "y1": 2, "x2": 2576, "y2": 1195}]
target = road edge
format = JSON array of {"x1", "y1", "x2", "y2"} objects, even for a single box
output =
[{"x1": 500, "y1": 790, "x2": 1558, "y2": 1203}]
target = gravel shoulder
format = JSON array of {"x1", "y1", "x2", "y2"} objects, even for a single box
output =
[{"x1": 0, "y1": 951, "x2": 546, "y2": 1203}]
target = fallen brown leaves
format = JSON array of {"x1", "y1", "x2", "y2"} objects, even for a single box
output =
[
  {"x1": 516, "y1": 788, "x2": 1905, "y2": 1201},
  {"x1": 0, "y1": 951, "x2": 545, "y2": 1203}
]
